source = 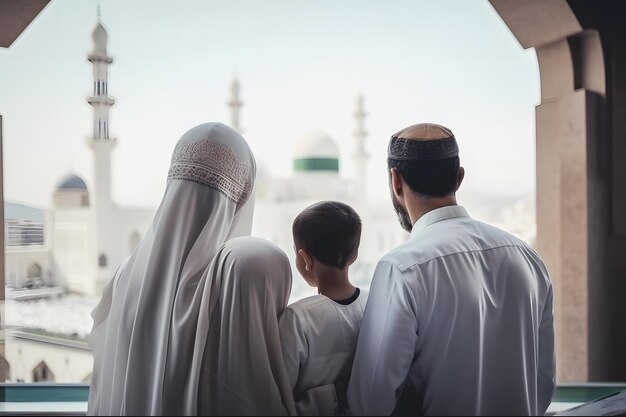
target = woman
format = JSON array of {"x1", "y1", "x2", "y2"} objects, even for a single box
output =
[
  {"x1": 88, "y1": 122, "x2": 256, "y2": 415},
  {"x1": 188, "y1": 237, "x2": 297, "y2": 416}
]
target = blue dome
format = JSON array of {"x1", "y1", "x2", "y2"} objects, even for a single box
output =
[{"x1": 56, "y1": 174, "x2": 88, "y2": 191}]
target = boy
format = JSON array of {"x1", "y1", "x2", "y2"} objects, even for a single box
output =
[{"x1": 279, "y1": 201, "x2": 368, "y2": 416}]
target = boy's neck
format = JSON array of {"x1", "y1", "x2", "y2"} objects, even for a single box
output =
[{"x1": 315, "y1": 266, "x2": 356, "y2": 301}]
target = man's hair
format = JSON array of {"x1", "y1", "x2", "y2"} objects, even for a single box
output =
[
  {"x1": 293, "y1": 201, "x2": 362, "y2": 269},
  {"x1": 388, "y1": 156, "x2": 460, "y2": 197}
]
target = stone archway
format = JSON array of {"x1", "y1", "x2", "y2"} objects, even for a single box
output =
[
  {"x1": 25, "y1": 262, "x2": 44, "y2": 288},
  {"x1": 490, "y1": 0, "x2": 626, "y2": 382},
  {"x1": 27, "y1": 263, "x2": 42, "y2": 279},
  {"x1": 0, "y1": 355, "x2": 10, "y2": 382}
]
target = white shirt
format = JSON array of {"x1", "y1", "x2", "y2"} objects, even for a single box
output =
[
  {"x1": 347, "y1": 206, "x2": 555, "y2": 416},
  {"x1": 280, "y1": 291, "x2": 368, "y2": 415}
]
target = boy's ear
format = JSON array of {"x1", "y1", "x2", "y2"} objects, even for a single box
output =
[{"x1": 298, "y1": 249, "x2": 314, "y2": 271}]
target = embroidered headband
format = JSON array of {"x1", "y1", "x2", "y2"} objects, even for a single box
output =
[{"x1": 168, "y1": 137, "x2": 253, "y2": 206}]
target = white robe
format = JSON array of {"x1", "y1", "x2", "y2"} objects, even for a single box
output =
[
  {"x1": 279, "y1": 292, "x2": 368, "y2": 415},
  {"x1": 88, "y1": 122, "x2": 256, "y2": 415},
  {"x1": 347, "y1": 206, "x2": 556, "y2": 416},
  {"x1": 188, "y1": 237, "x2": 297, "y2": 416}
]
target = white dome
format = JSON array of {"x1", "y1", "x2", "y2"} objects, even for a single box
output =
[
  {"x1": 92, "y1": 21, "x2": 108, "y2": 53},
  {"x1": 293, "y1": 130, "x2": 339, "y2": 159}
]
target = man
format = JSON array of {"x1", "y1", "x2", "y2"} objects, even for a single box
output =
[{"x1": 347, "y1": 123, "x2": 555, "y2": 416}]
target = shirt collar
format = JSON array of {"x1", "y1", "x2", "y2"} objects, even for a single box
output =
[{"x1": 410, "y1": 205, "x2": 470, "y2": 237}]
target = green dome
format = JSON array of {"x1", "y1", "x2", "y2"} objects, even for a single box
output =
[
  {"x1": 293, "y1": 130, "x2": 340, "y2": 173},
  {"x1": 294, "y1": 158, "x2": 339, "y2": 172}
]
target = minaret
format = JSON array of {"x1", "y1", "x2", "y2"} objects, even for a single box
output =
[
  {"x1": 228, "y1": 77, "x2": 243, "y2": 132},
  {"x1": 87, "y1": 12, "x2": 116, "y2": 293},
  {"x1": 352, "y1": 93, "x2": 369, "y2": 200}
]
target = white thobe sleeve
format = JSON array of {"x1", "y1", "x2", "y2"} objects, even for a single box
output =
[
  {"x1": 347, "y1": 261, "x2": 418, "y2": 416},
  {"x1": 537, "y1": 284, "x2": 556, "y2": 414},
  {"x1": 279, "y1": 307, "x2": 308, "y2": 392}
]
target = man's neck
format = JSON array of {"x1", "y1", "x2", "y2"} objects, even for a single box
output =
[
  {"x1": 407, "y1": 194, "x2": 458, "y2": 227},
  {"x1": 316, "y1": 266, "x2": 356, "y2": 301}
]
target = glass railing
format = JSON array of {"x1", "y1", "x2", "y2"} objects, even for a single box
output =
[
  {"x1": 0, "y1": 384, "x2": 89, "y2": 415},
  {"x1": 547, "y1": 383, "x2": 626, "y2": 415},
  {"x1": 0, "y1": 383, "x2": 624, "y2": 415}
]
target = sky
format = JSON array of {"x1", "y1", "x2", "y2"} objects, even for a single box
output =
[{"x1": 0, "y1": 0, "x2": 540, "y2": 209}]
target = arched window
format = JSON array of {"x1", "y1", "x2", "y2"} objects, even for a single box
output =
[
  {"x1": 27, "y1": 263, "x2": 42, "y2": 279},
  {"x1": 98, "y1": 254, "x2": 108, "y2": 268},
  {"x1": 32, "y1": 361, "x2": 55, "y2": 382},
  {"x1": 25, "y1": 263, "x2": 44, "y2": 289},
  {"x1": 129, "y1": 231, "x2": 141, "y2": 254},
  {"x1": 0, "y1": 355, "x2": 10, "y2": 382}
]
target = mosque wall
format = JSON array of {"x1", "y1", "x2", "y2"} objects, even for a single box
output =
[
  {"x1": 100, "y1": 206, "x2": 154, "y2": 287},
  {"x1": 5, "y1": 248, "x2": 51, "y2": 289},
  {"x1": 253, "y1": 196, "x2": 408, "y2": 302},
  {"x1": 52, "y1": 209, "x2": 96, "y2": 296},
  {"x1": 4, "y1": 333, "x2": 92, "y2": 383}
]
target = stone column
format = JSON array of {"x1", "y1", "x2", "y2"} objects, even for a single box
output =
[{"x1": 491, "y1": 0, "x2": 626, "y2": 382}]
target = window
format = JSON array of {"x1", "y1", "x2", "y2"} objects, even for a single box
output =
[
  {"x1": 98, "y1": 254, "x2": 107, "y2": 268},
  {"x1": 32, "y1": 361, "x2": 55, "y2": 383},
  {"x1": 0, "y1": 356, "x2": 10, "y2": 382}
]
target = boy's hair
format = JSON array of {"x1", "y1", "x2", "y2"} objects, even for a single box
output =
[{"x1": 293, "y1": 201, "x2": 362, "y2": 270}]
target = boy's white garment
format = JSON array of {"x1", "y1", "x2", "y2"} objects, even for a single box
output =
[{"x1": 279, "y1": 290, "x2": 368, "y2": 415}]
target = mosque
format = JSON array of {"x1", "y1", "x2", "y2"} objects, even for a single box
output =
[
  {"x1": 6, "y1": 19, "x2": 153, "y2": 297},
  {"x1": 5, "y1": 16, "x2": 408, "y2": 302}
]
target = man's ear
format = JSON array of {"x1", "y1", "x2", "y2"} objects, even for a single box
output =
[
  {"x1": 456, "y1": 167, "x2": 465, "y2": 191},
  {"x1": 297, "y1": 249, "x2": 314, "y2": 271},
  {"x1": 390, "y1": 168, "x2": 404, "y2": 199}
]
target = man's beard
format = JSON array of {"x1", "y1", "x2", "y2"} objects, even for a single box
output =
[{"x1": 392, "y1": 193, "x2": 413, "y2": 233}]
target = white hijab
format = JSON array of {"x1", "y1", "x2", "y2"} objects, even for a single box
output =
[
  {"x1": 188, "y1": 237, "x2": 296, "y2": 416},
  {"x1": 88, "y1": 122, "x2": 256, "y2": 416}
]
